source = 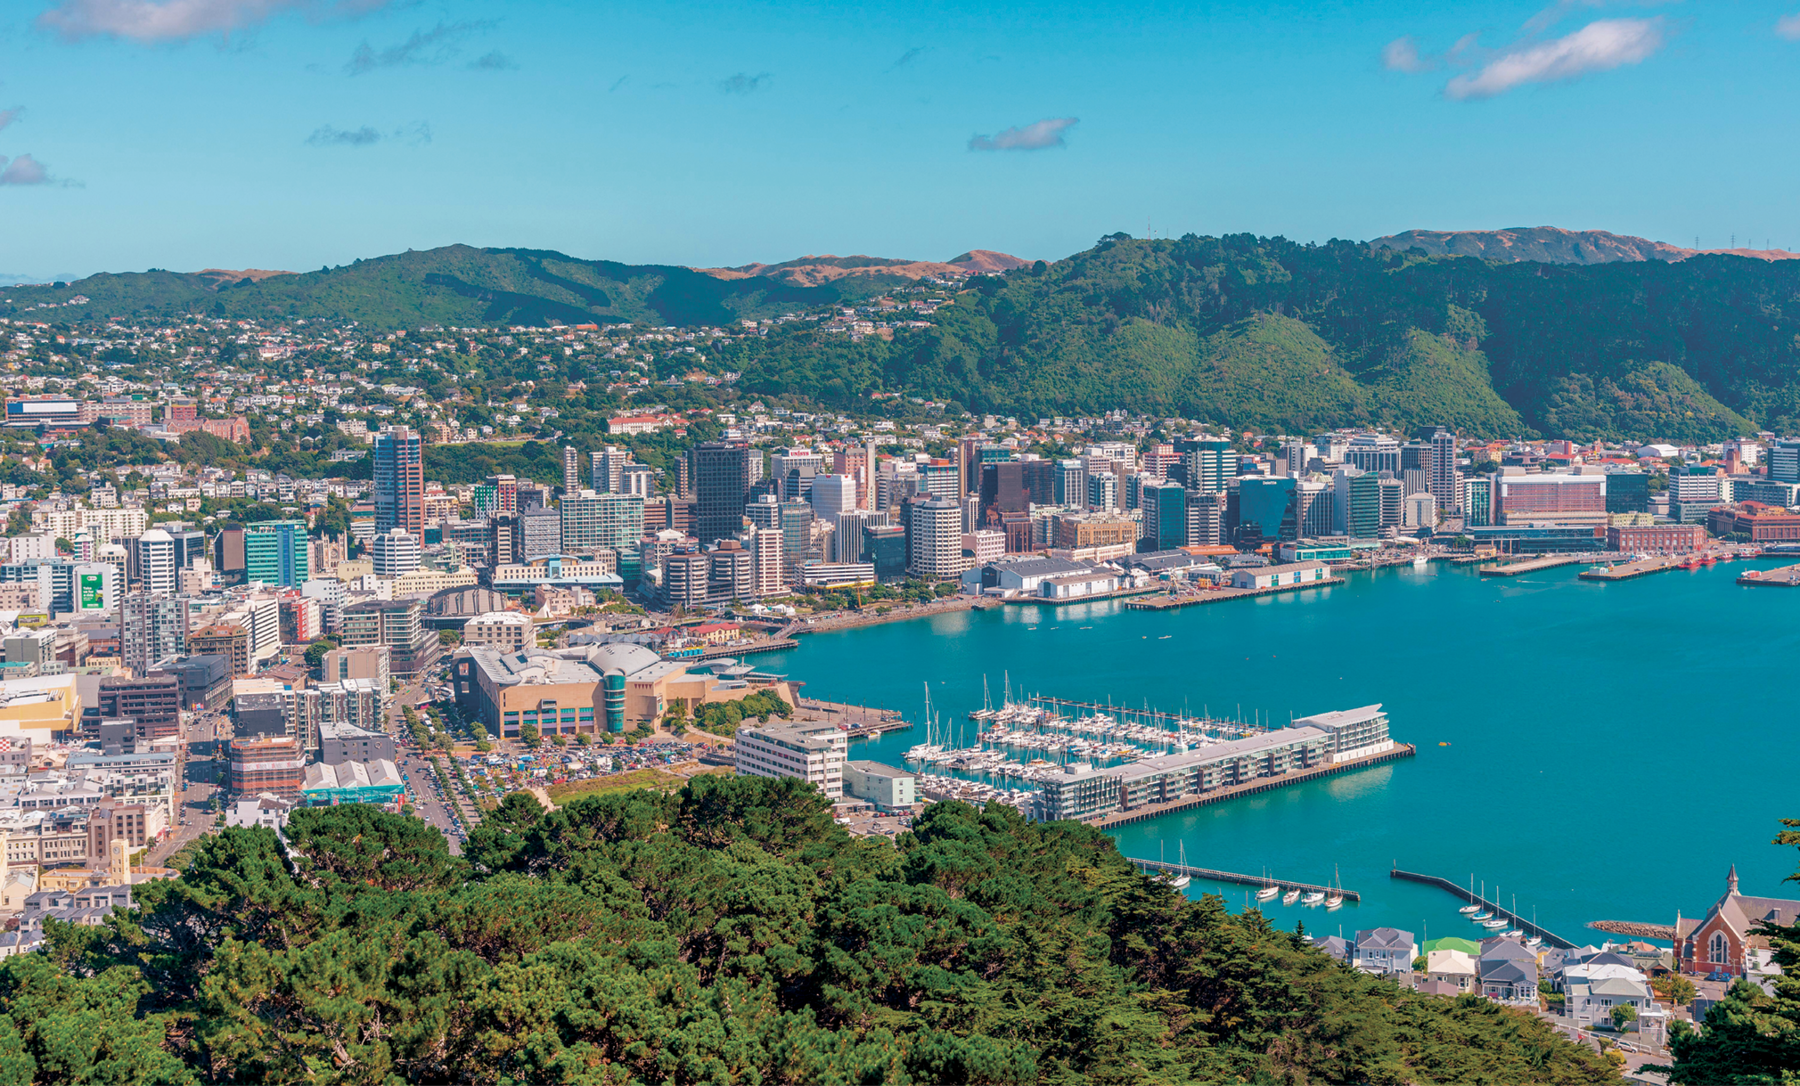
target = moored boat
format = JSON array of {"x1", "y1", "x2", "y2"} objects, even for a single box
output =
[
  {"x1": 1301, "y1": 891, "x2": 1325, "y2": 906},
  {"x1": 1282, "y1": 888, "x2": 1301, "y2": 906}
]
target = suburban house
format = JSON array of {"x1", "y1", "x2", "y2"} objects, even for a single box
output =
[
  {"x1": 1425, "y1": 948, "x2": 1478, "y2": 992},
  {"x1": 1477, "y1": 939, "x2": 1539, "y2": 1005},
  {"x1": 1353, "y1": 928, "x2": 1417, "y2": 976}
]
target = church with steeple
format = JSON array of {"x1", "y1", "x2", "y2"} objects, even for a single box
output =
[{"x1": 1677, "y1": 865, "x2": 1800, "y2": 977}]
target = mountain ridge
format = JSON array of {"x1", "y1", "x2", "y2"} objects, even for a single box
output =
[{"x1": 1371, "y1": 225, "x2": 1800, "y2": 265}]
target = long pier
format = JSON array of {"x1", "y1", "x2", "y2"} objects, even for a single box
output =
[
  {"x1": 1002, "y1": 585, "x2": 1163, "y2": 607},
  {"x1": 1128, "y1": 858, "x2": 1360, "y2": 902},
  {"x1": 1089, "y1": 744, "x2": 1416, "y2": 828},
  {"x1": 1579, "y1": 556, "x2": 1689, "y2": 582},
  {"x1": 701, "y1": 638, "x2": 798, "y2": 659},
  {"x1": 1389, "y1": 869, "x2": 1575, "y2": 949},
  {"x1": 1479, "y1": 555, "x2": 1589, "y2": 577},
  {"x1": 1124, "y1": 577, "x2": 1347, "y2": 610},
  {"x1": 1739, "y1": 563, "x2": 1800, "y2": 587}
]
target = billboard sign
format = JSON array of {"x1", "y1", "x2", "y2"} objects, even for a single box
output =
[{"x1": 79, "y1": 572, "x2": 104, "y2": 611}]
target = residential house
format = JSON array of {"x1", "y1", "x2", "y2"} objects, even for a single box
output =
[{"x1": 1353, "y1": 927, "x2": 1417, "y2": 976}]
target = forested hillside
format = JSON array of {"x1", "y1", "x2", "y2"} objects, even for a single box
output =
[
  {"x1": 0, "y1": 778, "x2": 1617, "y2": 1085},
  {"x1": 723, "y1": 234, "x2": 1800, "y2": 441}
]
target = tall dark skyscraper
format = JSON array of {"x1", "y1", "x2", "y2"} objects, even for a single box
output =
[
  {"x1": 373, "y1": 427, "x2": 425, "y2": 534},
  {"x1": 691, "y1": 440, "x2": 751, "y2": 545}
]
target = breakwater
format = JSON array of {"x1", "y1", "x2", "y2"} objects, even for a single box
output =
[
  {"x1": 1389, "y1": 869, "x2": 1575, "y2": 949},
  {"x1": 1589, "y1": 920, "x2": 1678, "y2": 940}
]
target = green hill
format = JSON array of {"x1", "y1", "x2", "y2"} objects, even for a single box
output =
[
  {"x1": 0, "y1": 245, "x2": 882, "y2": 328},
  {"x1": 723, "y1": 234, "x2": 1799, "y2": 439},
  {"x1": 0, "y1": 778, "x2": 1619, "y2": 1084}
]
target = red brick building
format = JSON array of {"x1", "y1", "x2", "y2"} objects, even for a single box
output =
[
  {"x1": 1707, "y1": 502, "x2": 1800, "y2": 542},
  {"x1": 1606, "y1": 524, "x2": 1706, "y2": 553},
  {"x1": 1678, "y1": 866, "x2": 1800, "y2": 977},
  {"x1": 227, "y1": 737, "x2": 304, "y2": 799}
]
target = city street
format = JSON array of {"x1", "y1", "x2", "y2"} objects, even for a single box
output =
[{"x1": 148, "y1": 707, "x2": 228, "y2": 867}]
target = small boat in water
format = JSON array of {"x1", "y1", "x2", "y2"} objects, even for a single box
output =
[
  {"x1": 1256, "y1": 881, "x2": 1281, "y2": 901},
  {"x1": 1413, "y1": 554, "x2": 1429, "y2": 568},
  {"x1": 1482, "y1": 918, "x2": 1509, "y2": 930},
  {"x1": 1325, "y1": 865, "x2": 1344, "y2": 910},
  {"x1": 1301, "y1": 891, "x2": 1325, "y2": 906},
  {"x1": 1459, "y1": 875, "x2": 1481, "y2": 914},
  {"x1": 1167, "y1": 841, "x2": 1192, "y2": 890},
  {"x1": 1282, "y1": 888, "x2": 1301, "y2": 906},
  {"x1": 1502, "y1": 929, "x2": 1525, "y2": 939},
  {"x1": 1471, "y1": 909, "x2": 1493, "y2": 922}
]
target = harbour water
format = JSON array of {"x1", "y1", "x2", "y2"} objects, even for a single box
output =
[{"x1": 758, "y1": 558, "x2": 1800, "y2": 946}]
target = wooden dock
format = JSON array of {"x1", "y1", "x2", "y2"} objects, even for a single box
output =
[
  {"x1": 701, "y1": 638, "x2": 798, "y2": 659},
  {"x1": 1127, "y1": 858, "x2": 1360, "y2": 902},
  {"x1": 1478, "y1": 555, "x2": 1589, "y2": 577},
  {"x1": 1388, "y1": 869, "x2": 1575, "y2": 949},
  {"x1": 1088, "y1": 744, "x2": 1416, "y2": 828},
  {"x1": 1579, "y1": 556, "x2": 1687, "y2": 582},
  {"x1": 1124, "y1": 577, "x2": 1347, "y2": 610},
  {"x1": 1739, "y1": 563, "x2": 1800, "y2": 587}
]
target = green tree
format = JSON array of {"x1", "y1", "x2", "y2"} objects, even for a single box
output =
[
  {"x1": 1612, "y1": 1003, "x2": 1638, "y2": 1031},
  {"x1": 518, "y1": 721, "x2": 541, "y2": 748}
]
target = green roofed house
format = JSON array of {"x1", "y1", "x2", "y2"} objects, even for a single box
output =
[{"x1": 1420, "y1": 936, "x2": 1481, "y2": 956}]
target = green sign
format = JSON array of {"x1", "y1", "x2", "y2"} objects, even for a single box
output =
[{"x1": 79, "y1": 572, "x2": 104, "y2": 611}]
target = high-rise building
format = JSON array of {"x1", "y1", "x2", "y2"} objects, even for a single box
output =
[
  {"x1": 1237, "y1": 477, "x2": 1298, "y2": 545},
  {"x1": 1186, "y1": 490, "x2": 1226, "y2": 547},
  {"x1": 1378, "y1": 475, "x2": 1405, "y2": 531},
  {"x1": 1463, "y1": 476, "x2": 1494, "y2": 527},
  {"x1": 1087, "y1": 472, "x2": 1118, "y2": 512},
  {"x1": 907, "y1": 499, "x2": 964, "y2": 579},
  {"x1": 862, "y1": 524, "x2": 906, "y2": 582},
  {"x1": 121, "y1": 591, "x2": 182, "y2": 674},
  {"x1": 214, "y1": 524, "x2": 246, "y2": 577},
  {"x1": 517, "y1": 508, "x2": 562, "y2": 559},
  {"x1": 1174, "y1": 437, "x2": 1232, "y2": 494},
  {"x1": 591, "y1": 447, "x2": 630, "y2": 493},
  {"x1": 561, "y1": 492, "x2": 645, "y2": 552},
  {"x1": 1281, "y1": 440, "x2": 1317, "y2": 476},
  {"x1": 619, "y1": 463, "x2": 655, "y2": 499},
  {"x1": 1296, "y1": 477, "x2": 1332, "y2": 537},
  {"x1": 1142, "y1": 481, "x2": 1186, "y2": 551},
  {"x1": 740, "y1": 525, "x2": 784, "y2": 598},
  {"x1": 1345, "y1": 434, "x2": 1402, "y2": 476},
  {"x1": 810, "y1": 474, "x2": 856, "y2": 520},
  {"x1": 373, "y1": 427, "x2": 424, "y2": 534},
  {"x1": 371, "y1": 528, "x2": 421, "y2": 576},
  {"x1": 692, "y1": 440, "x2": 751, "y2": 545},
  {"x1": 483, "y1": 474, "x2": 519, "y2": 516},
  {"x1": 918, "y1": 460, "x2": 960, "y2": 500},
  {"x1": 243, "y1": 520, "x2": 310, "y2": 587},
  {"x1": 1333, "y1": 468, "x2": 1382, "y2": 538},
  {"x1": 1604, "y1": 471, "x2": 1650, "y2": 514},
  {"x1": 832, "y1": 511, "x2": 878, "y2": 563},
  {"x1": 979, "y1": 462, "x2": 1029, "y2": 527},
  {"x1": 487, "y1": 514, "x2": 518, "y2": 567},
  {"x1": 561, "y1": 446, "x2": 582, "y2": 493},
  {"x1": 780, "y1": 500, "x2": 813, "y2": 580},
  {"x1": 1769, "y1": 439, "x2": 1800, "y2": 485},
  {"x1": 1055, "y1": 459, "x2": 1088, "y2": 509},
  {"x1": 131, "y1": 529, "x2": 178, "y2": 595},
  {"x1": 1428, "y1": 428, "x2": 1460, "y2": 511}
]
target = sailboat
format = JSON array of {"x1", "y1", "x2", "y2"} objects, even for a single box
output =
[
  {"x1": 1458, "y1": 873, "x2": 1481, "y2": 915},
  {"x1": 1301, "y1": 889, "x2": 1325, "y2": 906},
  {"x1": 1166, "y1": 841, "x2": 1191, "y2": 890},
  {"x1": 1281, "y1": 888, "x2": 1301, "y2": 906},
  {"x1": 1256, "y1": 869, "x2": 1281, "y2": 901},
  {"x1": 1479, "y1": 886, "x2": 1509, "y2": 929},
  {"x1": 1502, "y1": 894, "x2": 1525, "y2": 938},
  {"x1": 1470, "y1": 880, "x2": 1493, "y2": 922},
  {"x1": 1325, "y1": 865, "x2": 1344, "y2": 910},
  {"x1": 906, "y1": 682, "x2": 943, "y2": 762}
]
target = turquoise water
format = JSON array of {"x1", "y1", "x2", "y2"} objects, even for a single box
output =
[{"x1": 758, "y1": 558, "x2": 1800, "y2": 946}]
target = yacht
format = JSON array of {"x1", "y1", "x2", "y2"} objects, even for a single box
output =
[
  {"x1": 1502, "y1": 929, "x2": 1525, "y2": 939},
  {"x1": 1282, "y1": 888, "x2": 1301, "y2": 906},
  {"x1": 1482, "y1": 917, "x2": 1509, "y2": 930},
  {"x1": 1470, "y1": 909, "x2": 1493, "y2": 922},
  {"x1": 1256, "y1": 883, "x2": 1281, "y2": 901},
  {"x1": 1412, "y1": 554, "x2": 1429, "y2": 568},
  {"x1": 1301, "y1": 891, "x2": 1325, "y2": 907},
  {"x1": 1325, "y1": 865, "x2": 1344, "y2": 910},
  {"x1": 1165, "y1": 841, "x2": 1192, "y2": 890}
]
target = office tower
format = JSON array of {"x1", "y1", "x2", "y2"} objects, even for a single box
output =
[
  {"x1": 1020, "y1": 458, "x2": 1057, "y2": 505},
  {"x1": 1237, "y1": 477, "x2": 1298, "y2": 545},
  {"x1": 691, "y1": 440, "x2": 751, "y2": 545},
  {"x1": 1770, "y1": 439, "x2": 1800, "y2": 484},
  {"x1": 1345, "y1": 434, "x2": 1402, "y2": 476},
  {"x1": 980, "y1": 462, "x2": 1028, "y2": 527},
  {"x1": 810, "y1": 475, "x2": 856, "y2": 520},
  {"x1": 1281, "y1": 440, "x2": 1317, "y2": 476},
  {"x1": 562, "y1": 446, "x2": 582, "y2": 493},
  {"x1": 1186, "y1": 490, "x2": 1226, "y2": 547},
  {"x1": 961, "y1": 493, "x2": 981, "y2": 533},
  {"x1": 518, "y1": 508, "x2": 562, "y2": 559},
  {"x1": 619, "y1": 463, "x2": 655, "y2": 499},
  {"x1": 864, "y1": 437, "x2": 877, "y2": 511},
  {"x1": 1174, "y1": 437, "x2": 1232, "y2": 494},
  {"x1": 780, "y1": 500, "x2": 813, "y2": 579},
  {"x1": 832, "y1": 511, "x2": 877, "y2": 562},
  {"x1": 744, "y1": 493, "x2": 780, "y2": 531},
  {"x1": 132, "y1": 529, "x2": 178, "y2": 595},
  {"x1": 591, "y1": 447, "x2": 629, "y2": 493},
  {"x1": 1296, "y1": 477, "x2": 1332, "y2": 537},
  {"x1": 1378, "y1": 475, "x2": 1405, "y2": 531},
  {"x1": 919, "y1": 460, "x2": 960, "y2": 500},
  {"x1": 371, "y1": 528, "x2": 421, "y2": 576},
  {"x1": 561, "y1": 492, "x2": 645, "y2": 552},
  {"x1": 517, "y1": 483, "x2": 550, "y2": 512},
  {"x1": 1142, "y1": 481, "x2": 1187, "y2": 550},
  {"x1": 708, "y1": 541, "x2": 756, "y2": 602},
  {"x1": 1333, "y1": 469, "x2": 1382, "y2": 538},
  {"x1": 1055, "y1": 459, "x2": 1088, "y2": 510},
  {"x1": 373, "y1": 427, "x2": 424, "y2": 534},
  {"x1": 1428, "y1": 427, "x2": 1460, "y2": 511},
  {"x1": 170, "y1": 529, "x2": 207, "y2": 568},
  {"x1": 1087, "y1": 472, "x2": 1117, "y2": 512},
  {"x1": 1462, "y1": 477, "x2": 1494, "y2": 527},
  {"x1": 488, "y1": 514, "x2": 518, "y2": 567},
  {"x1": 863, "y1": 524, "x2": 907, "y2": 581},
  {"x1": 214, "y1": 524, "x2": 246, "y2": 577},
  {"x1": 1604, "y1": 470, "x2": 1650, "y2": 514},
  {"x1": 484, "y1": 474, "x2": 519, "y2": 516},
  {"x1": 243, "y1": 520, "x2": 310, "y2": 587},
  {"x1": 121, "y1": 591, "x2": 182, "y2": 675},
  {"x1": 740, "y1": 525, "x2": 784, "y2": 598},
  {"x1": 675, "y1": 456, "x2": 692, "y2": 498},
  {"x1": 908, "y1": 499, "x2": 964, "y2": 579}
]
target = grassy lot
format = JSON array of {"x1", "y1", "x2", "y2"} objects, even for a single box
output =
[{"x1": 544, "y1": 764, "x2": 729, "y2": 803}]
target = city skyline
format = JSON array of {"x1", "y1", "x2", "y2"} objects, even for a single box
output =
[{"x1": 9, "y1": 0, "x2": 1800, "y2": 276}]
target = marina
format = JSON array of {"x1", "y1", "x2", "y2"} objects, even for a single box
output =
[
  {"x1": 1390, "y1": 869, "x2": 1574, "y2": 949},
  {"x1": 1130, "y1": 858, "x2": 1361, "y2": 902}
]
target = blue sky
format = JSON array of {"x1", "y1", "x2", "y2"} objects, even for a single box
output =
[{"x1": 4, "y1": 0, "x2": 1800, "y2": 276}]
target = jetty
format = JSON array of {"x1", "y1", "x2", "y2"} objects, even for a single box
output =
[
  {"x1": 1003, "y1": 585, "x2": 1163, "y2": 607},
  {"x1": 1124, "y1": 576, "x2": 1346, "y2": 610},
  {"x1": 1128, "y1": 858, "x2": 1360, "y2": 902},
  {"x1": 1478, "y1": 555, "x2": 1588, "y2": 577},
  {"x1": 1739, "y1": 563, "x2": 1800, "y2": 587},
  {"x1": 793, "y1": 697, "x2": 912, "y2": 740},
  {"x1": 701, "y1": 638, "x2": 797, "y2": 659},
  {"x1": 1580, "y1": 556, "x2": 1688, "y2": 582},
  {"x1": 1089, "y1": 744, "x2": 1416, "y2": 828},
  {"x1": 1389, "y1": 869, "x2": 1575, "y2": 949}
]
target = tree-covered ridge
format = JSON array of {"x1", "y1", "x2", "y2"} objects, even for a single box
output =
[
  {"x1": 3, "y1": 777, "x2": 1617, "y2": 1084},
  {"x1": 720, "y1": 234, "x2": 1800, "y2": 440}
]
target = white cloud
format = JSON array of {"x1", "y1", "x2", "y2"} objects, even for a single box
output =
[
  {"x1": 1382, "y1": 36, "x2": 1433, "y2": 73},
  {"x1": 0, "y1": 155, "x2": 51, "y2": 185},
  {"x1": 968, "y1": 117, "x2": 1078, "y2": 152},
  {"x1": 1778, "y1": 13, "x2": 1800, "y2": 40},
  {"x1": 37, "y1": 0, "x2": 393, "y2": 43},
  {"x1": 1444, "y1": 18, "x2": 1663, "y2": 100}
]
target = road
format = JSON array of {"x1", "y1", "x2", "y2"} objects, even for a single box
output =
[{"x1": 147, "y1": 706, "x2": 229, "y2": 867}]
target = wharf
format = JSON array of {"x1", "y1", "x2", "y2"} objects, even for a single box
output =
[
  {"x1": 1388, "y1": 869, "x2": 1575, "y2": 949},
  {"x1": 1580, "y1": 556, "x2": 1687, "y2": 582},
  {"x1": 1124, "y1": 577, "x2": 1346, "y2": 610},
  {"x1": 701, "y1": 638, "x2": 797, "y2": 659},
  {"x1": 1478, "y1": 555, "x2": 1588, "y2": 577},
  {"x1": 1128, "y1": 858, "x2": 1361, "y2": 902},
  {"x1": 1002, "y1": 585, "x2": 1163, "y2": 607},
  {"x1": 1088, "y1": 743, "x2": 1416, "y2": 828},
  {"x1": 793, "y1": 697, "x2": 912, "y2": 740},
  {"x1": 1739, "y1": 563, "x2": 1800, "y2": 587}
]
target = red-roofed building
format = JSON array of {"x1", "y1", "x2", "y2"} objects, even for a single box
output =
[{"x1": 1708, "y1": 502, "x2": 1800, "y2": 541}]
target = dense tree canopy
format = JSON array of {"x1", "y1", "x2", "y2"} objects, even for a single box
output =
[{"x1": 1, "y1": 779, "x2": 1619, "y2": 1084}]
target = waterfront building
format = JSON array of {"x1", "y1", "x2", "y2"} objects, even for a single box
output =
[
  {"x1": 1462, "y1": 525, "x2": 1604, "y2": 553},
  {"x1": 1604, "y1": 470, "x2": 1650, "y2": 514},
  {"x1": 1333, "y1": 469, "x2": 1382, "y2": 538},
  {"x1": 1496, "y1": 473, "x2": 1606, "y2": 525},
  {"x1": 1035, "y1": 725, "x2": 1339, "y2": 821},
  {"x1": 1142, "y1": 481, "x2": 1187, "y2": 550},
  {"x1": 1769, "y1": 439, "x2": 1800, "y2": 484},
  {"x1": 801, "y1": 563, "x2": 877, "y2": 588},
  {"x1": 1666, "y1": 465, "x2": 1723, "y2": 510},
  {"x1": 1478, "y1": 941, "x2": 1539, "y2": 1005},
  {"x1": 1428, "y1": 428, "x2": 1460, "y2": 511},
  {"x1": 372, "y1": 427, "x2": 425, "y2": 534},
  {"x1": 1229, "y1": 561, "x2": 1330, "y2": 591},
  {"x1": 962, "y1": 530, "x2": 1006, "y2": 567},
  {"x1": 862, "y1": 524, "x2": 907, "y2": 582},
  {"x1": 843, "y1": 761, "x2": 916, "y2": 810},
  {"x1": 1608, "y1": 524, "x2": 1705, "y2": 553},
  {"x1": 243, "y1": 520, "x2": 309, "y2": 587},
  {"x1": 1290, "y1": 704, "x2": 1393, "y2": 762},
  {"x1": 908, "y1": 499, "x2": 965, "y2": 580},
  {"x1": 1463, "y1": 476, "x2": 1494, "y2": 527},
  {"x1": 735, "y1": 720, "x2": 847, "y2": 798},
  {"x1": 1237, "y1": 476, "x2": 1297, "y2": 545},
  {"x1": 1426, "y1": 949, "x2": 1476, "y2": 992},
  {"x1": 1354, "y1": 928, "x2": 1418, "y2": 976},
  {"x1": 1707, "y1": 502, "x2": 1800, "y2": 542},
  {"x1": 1378, "y1": 475, "x2": 1405, "y2": 531}
]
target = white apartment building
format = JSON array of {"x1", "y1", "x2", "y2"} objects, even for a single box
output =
[
  {"x1": 908, "y1": 499, "x2": 965, "y2": 580},
  {"x1": 462, "y1": 611, "x2": 534, "y2": 652},
  {"x1": 734, "y1": 721, "x2": 847, "y2": 798}
]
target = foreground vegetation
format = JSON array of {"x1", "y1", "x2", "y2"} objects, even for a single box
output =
[{"x1": 0, "y1": 777, "x2": 1622, "y2": 1084}]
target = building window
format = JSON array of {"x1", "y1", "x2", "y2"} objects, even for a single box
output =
[{"x1": 1710, "y1": 931, "x2": 1729, "y2": 966}]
